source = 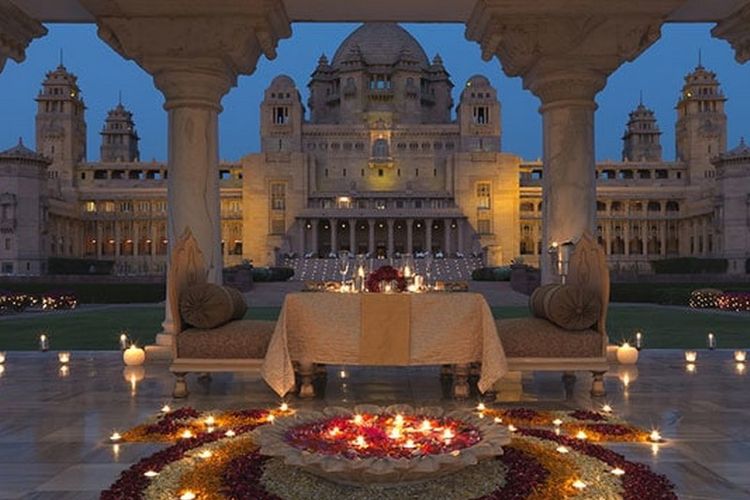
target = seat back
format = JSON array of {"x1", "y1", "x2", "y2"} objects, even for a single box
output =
[
  {"x1": 566, "y1": 232, "x2": 610, "y2": 337},
  {"x1": 167, "y1": 229, "x2": 207, "y2": 338}
]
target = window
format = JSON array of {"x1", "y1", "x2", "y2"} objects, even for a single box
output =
[
  {"x1": 372, "y1": 139, "x2": 389, "y2": 158},
  {"x1": 83, "y1": 201, "x2": 96, "y2": 213},
  {"x1": 477, "y1": 219, "x2": 491, "y2": 234},
  {"x1": 1, "y1": 262, "x2": 13, "y2": 274},
  {"x1": 273, "y1": 106, "x2": 288, "y2": 124},
  {"x1": 378, "y1": 169, "x2": 384, "y2": 177},
  {"x1": 473, "y1": 106, "x2": 489, "y2": 124},
  {"x1": 477, "y1": 182, "x2": 491, "y2": 209},
  {"x1": 4, "y1": 238, "x2": 10, "y2": 250},
  {"x1": 270, "y1": 183, "x2": 286, "y2": 210}
]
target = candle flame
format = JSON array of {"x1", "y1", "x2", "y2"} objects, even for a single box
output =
[
  {"x1": 403, "y1": 439, "x2": 416, "y2": 449},
  {"x1": 353, "y1": 414, "x2": 364, "y2": 425},
  {"x1": 181, "y1": 430, "x2": 194, "y2": 439},
  {"x1": 110, "y1": 432, "x2": 121, "y2": 442},
  {"x1": 575, "y1": 430, "x2": 588, "y2": 440},
  {"x1": 279, "y1": 402, "x2": 290, "y2": 412},
  {"x1": 225, "y1": 430, "x2": 236, "y2": 437},
  {"x1": 556, "y1": 446, "x2": 569, "y2": 454},
  {"x1": 420, "y1": 419, "x2": 432, "y2": 432},
  {"x1": 572, "y1": 480, "x2": 587, "y2": 490},
  {"x1": 161, "y1": 405, "x2": 171, "y2": 413},
  {"x1": 552, "y1": 418, "x2": 563, "y2": 427},
  {"x1": 611, "y1": 467, "x2": 625, "y2": 476},
  {"x1": 649, "y1": 430, "x2": 662, "y2": 442},
  {"x1": 143, "y1": 470, "x2": 158, "y2": 478}
]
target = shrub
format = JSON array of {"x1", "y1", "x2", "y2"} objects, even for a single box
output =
[
  {"x1": 651, "y1": 258, "x2": 728, "y2": 274},
  {"x1": 471, "y1": 266, "x2": 511, "y2": 281},
  {"x1": 48, "y1": 258, "x2": 115, "y2": 275},
  {"x1": 688, "y1": 288, "x2": 724, "y2": 309},
  {"x1": 251, "y1": 267, "x2": 294, "y2": 282},
  {"x1": 716, "y1": 292, "x2": 750, "y2": 312}
]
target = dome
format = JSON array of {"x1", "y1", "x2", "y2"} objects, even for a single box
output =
[
  {"x1": 331, "y1": 23, "x2": 429, "y2": 70},
  {"x1": 0, "y1": 138, "x2": 49, "y2": 164}
]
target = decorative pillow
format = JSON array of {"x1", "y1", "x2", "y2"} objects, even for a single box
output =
[
  {"x1": 529, "y1": 283, "x2": 601, "y2": 331},
  {"x1": 180, "y1": 284, "x2": 247, "y2": 329}
]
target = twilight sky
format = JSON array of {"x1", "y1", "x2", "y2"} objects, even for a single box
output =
[{"x1": 0, "y1": 22, "x2": 748, "y2": 163}]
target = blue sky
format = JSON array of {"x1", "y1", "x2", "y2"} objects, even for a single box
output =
[{"x1": 0, "y1": 22, "x2": 747, "y2": 163}]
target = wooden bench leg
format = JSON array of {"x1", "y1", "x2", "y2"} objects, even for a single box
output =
[
  {"x1": 298, "y1": 362, "x2": 316, "y2": 398},
  {"x1": 590, "y1": 371, "x2": 606, "y2": 397},
  {"x1": 173, "y1": 372, "x2": 189, "y2": 398},
  {"x1": 453, "y1": 363, "x2": 470, "y2": 399}
]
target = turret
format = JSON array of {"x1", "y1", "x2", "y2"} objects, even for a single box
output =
[
  {"x1": 457, "y1": 75, "x2": 501, "y2": 152},
  {"x1": 100, "y1": 99, "x2": 140, "y2": 162},
  {"x1": 622, "y1": 99, "x2": 662, "y2": 162}
]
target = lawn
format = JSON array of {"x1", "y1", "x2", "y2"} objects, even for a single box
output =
[{"x1": 0, "y1": 304, "x2": 747, "y2": 350}]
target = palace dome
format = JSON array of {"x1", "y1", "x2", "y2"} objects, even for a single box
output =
[{"x1": 331, "y1": 23, "x2": 429, "y2": 70}]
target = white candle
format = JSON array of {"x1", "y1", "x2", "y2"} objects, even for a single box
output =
[
  {"x1": 0, "y1": 352, "x2": 5, "y2": 364},
  {"x1": 119, "y1": 333, "x2": 129, "y2": 350},
  {"x1": 39, "y1": 334, "x2": 49, "y2": 351},
  {"x1": 707, "y1": 332, "x2": 716, "y2": 350},
  {"x1": 734, "y1": 350, "x2": 747, "y2": 363},
  {"x1": 616, "y1": 342, "x2": 639, "y2": 365},
  {"x1": 58, "y1": 352, "x2": 71, "y2": 364},
  {"x1": 635, "y1": 331, "x2": 643, "y2": 350},
  {"x1": 403, "y1": 265, "x2": 412, "y2": 278},
  {"x1": 123, "y1": 345, "x2": 146, "y2": 366},
  {"x1": 684, "y1": 351, "x2": 698, "y2": 363}
]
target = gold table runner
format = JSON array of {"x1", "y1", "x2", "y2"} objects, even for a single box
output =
[{"x1": 359, "y1": 294, "x2": 411, "y2": 365}]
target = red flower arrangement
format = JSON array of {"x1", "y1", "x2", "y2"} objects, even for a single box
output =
[
  {"x1": 284, "y1": 413, "x2": 481, "y2": 459},
  {"x1": 365, "y1": 265, "x2": 407, "y2": 292}
]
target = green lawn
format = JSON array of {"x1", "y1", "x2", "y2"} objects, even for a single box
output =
[{"x1": 0, "y1": 304, "x2": 747, "y2": 350}]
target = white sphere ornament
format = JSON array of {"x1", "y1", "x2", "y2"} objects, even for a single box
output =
[
  {"x1": 616, "y1": 342, "x2": 639, "y2": 365},
  {"x1": 123, "y1": 345, "x2": 146, "y2": 366}
]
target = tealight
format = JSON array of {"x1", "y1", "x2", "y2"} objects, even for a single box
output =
[
  {"x1": 684, "y1": 351, "x2": 698, "y2": 363},
  {"x1": 403, "y1": 439, "x2": 416, "y2": 449},
  {"x1": 649, "y1": 430, "x2": 662, "y2": 442},
  {"x1": 225, "y1": 430, "x2": 236, "y2": 437},
  {"x1": 143, "y1": 470, "x2": 159, "y2": 478},
  {"x1": 419, "y1": 420, "x2": 432, "y2": 432},
  {"x1": 0, "y1": 352, "x2": 5, "y2": 364},
  {"x1": 204, "y1": 415, "x2": 215, "y2": 426},
  {"x1": 476, "y1": 402, "x2": 486, "y2": 412},
  {"x1": 110, "y1": 432, "x2": 121, "y2": 442},
  {"x1": 552, "y1": 418, "x2": 563, "y2": 427},
  {"x1": 198, "y1": 450, "x2": 213, "y2": 459},
  {"x1": 556, "y1": 446, "x2": 569, "y2": 454},
  {"x1": 738, "y1": 363, "x2": 747, "y2": 374},
  {"x1": 353, "y1": 414, "x2": 364, "y2": 425},
  {"x1": 602, "y1": 404, "x2": 613, "y2": 414},
  {"x1": 329, "y1": 426, "x2": 341, "y2": 437},
  {"x1": 161, "y1": 405, "x2": 171, "y2": 413},
  {"x1": 508, "y1": 424, "x2": 517, "y2": 433},
  {"x1": 611, "y1": 467, "x2": 625, "y2": 476},
  {"x1": 493, "y1": 416, "x2": 502, "y2": 424},
  {"x1": 180, "y1": 491, "x2": 197, "y2": 500},
  {"x1": 575, "y1": 430, "x2": 588, "y2": 440},
  {"x1": 686, "y1": 363, "x2": 697, "y2": 374},
  {"x1": 267, "y1": 414, "x2": 276, "y2": 423},
  {"x1": 394, "y1": 414, "x2": 404, "y2": 426},
  {"x1": 279, "y1": 402, "x2": 290, "y2": 412},
  {"x1": 734, "y1": 350, "x2": 747, "y2": 363},
  {"x1": 354, "y1": 436, "x2": 367, "y2": 448},
  {"x1": 181, "y1": 430, "x2": 194, "y2": 439},
  {"x1": 442, "y1": 428, "x2": 455, "y2": 440},
  {"x1": 572, "y1": 480, "x2": 587, "y2": 490}
]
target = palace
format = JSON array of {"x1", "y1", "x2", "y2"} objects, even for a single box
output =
[{"x1": 1, "y1": 22, "x2": 749, "y2": 277}]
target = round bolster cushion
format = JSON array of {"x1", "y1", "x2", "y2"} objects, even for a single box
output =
[
  {"x1": 180, "y1": 284, "x2": 247, "y2": 329},
  {"x1": 529, "y1": 283, "x2": 601, "y2": 331}
]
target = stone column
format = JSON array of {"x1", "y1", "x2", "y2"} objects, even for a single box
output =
[
  {"x1": 0, "y1": 2, "x2": 46, "y2": 73},
  {"x1": 298, "y1": 220, "x2": 306, "y2": 254},
  {"x1": 701, "y1": 218, "x2": 708, "y2": 256},
  {"x1": 134, "y1": 223, "x2": 140, "y2": 257},
  {"x1": 368, "y1": 219, "x2": 375, "y2": 255},
  {"x1": 406, "y1": 218, "x2": 414, "y2": 254},
  {"x1": 467, "y1": 9, "x2": 664, "y2": 284},
  {"x1": 311, "y1": 220, "x2": 319, "y2": 257},
  {"x1": 150, "y1": 223, "x2": 157, "y2": 258},
  {"x1": 114, "y1": 222, "x2": 121, "y2": 258},
  {"x1": 660, "y1": 221, "x2": 667, "y2": 257},
  {"x1": 444, "y1": 221, "x2": 452, "y2": 256},
  {"x1": 387, "y1": 220, "x2": 395, "y2": 257},
  {"x1": 641, "y1": 223, "x2": 648, "y2": 256},
  {"x1": 349, "y1": 218, "x2": 356, "y2": 253},
  {"x1": 457, "y1": 219, "x2": 465, "y2": 254},
  {"x1": 624, "y1": 223, "x2": 630, "y2": 256},
  {"x1": 425, "y1": 218, "x2": 433, "y2": 253},
  {"x1": 330, "y1": 218, "x2": 338, "y2": 254},
  {"x1": 94, "y1": 5, "x2": 290, "y2": 341}
]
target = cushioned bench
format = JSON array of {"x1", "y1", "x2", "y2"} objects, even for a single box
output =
[{"x1": 495, "y1": 233, "x2": 610, "y2": 396}]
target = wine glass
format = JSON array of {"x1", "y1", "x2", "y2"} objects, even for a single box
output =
[
  {"x1": 424, "y1": 251, "x2": 434, "y2": 288},
  {"x1": 337, "y1": 250, "x2": 350, "y2": 287}
]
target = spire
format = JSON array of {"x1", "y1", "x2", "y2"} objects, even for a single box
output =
[
  {"x1": 18, "y1": 136, "x2": 23, "y2": 146},
  {"x1": 697, "y1": 48, "x2": 703, "y2": 69},
  {"x1": 118, "y1": 90, "x2": 122, "y2": 106},
  {"x1": 59, "y1": 48, "x2": 63, "y2": 66},
  {"x1": 639, "y1": 90, "x2": 643, "y2": 106}
]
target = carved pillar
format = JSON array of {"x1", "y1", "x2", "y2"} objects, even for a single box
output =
[
  {"x1": 624, "y1": 222, "x2": 630, "y2": 256},
  {"x1": 330, "y1": 218, "x2": 338, "y2": 254},
  {"x1": 349, "y1": 218, "x2": 356, "y2": 253},
  {"x1": 387, "y1": 219, "x2": 395, "y2": 257},
  {"x1": 93, "y1": 4, "x2": 290, "y2": 339},
  {"x1": 425, "y1": 218, "x2": 433, "y2": 253},
  {"x1": 311, "y1": 220, "x2": 319, "y2": 257},
  {"x1": 457, "y1": 219, "x2": 465, "y2": 254},
  {"x1": 368, "y1": 218, "x2": 375, "y2": 255},
  {"x1": 406, "y1": 218, "x2": 414, "y2": 254},
  {"x1": 467, "y1": 7, "x2": 665, "y2": 282},
  {"x1": 114, "y1": 222, "x2": 121, "y2": 258},
  {"x1": 444, "y1": 220, "x2": 452, "y2": 256},
  {"x1": 0, "y1": 2, "x2": 46, "y2": 73},
  {"x1": 298, "y1": 220, "x2": 305, "y2": 255},
  {"x1": 133, "y1": 223, "x2": 140, "y2": 257}
]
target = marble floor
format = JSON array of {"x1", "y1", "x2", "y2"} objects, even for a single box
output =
[{"x1": 0, "y1": 350, "x2": 748, "y2": 499}]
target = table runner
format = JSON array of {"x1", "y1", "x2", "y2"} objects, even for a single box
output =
[{"x1": 261, "y1": 292, "x2": 507, "y2": 396}]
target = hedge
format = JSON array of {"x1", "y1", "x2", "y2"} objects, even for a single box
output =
[
  {"x1": 651, "y1": 257, "x2": 728, "y2": 274},
  {"x1": 251, "y1": 267, "x2": 294, "y2": 282},
  {"x1": 0, "y1": 282, "x2": 165, "y2": 304},
  {"x1": 471, "y1": 266, "x2": 511, "y2": 281},
  {"x1": 611, "y1": 282, "x2": 750, "y2": 306},
  {"x1": 48, "y1": 257, "x2": 115, "y2": 275}
]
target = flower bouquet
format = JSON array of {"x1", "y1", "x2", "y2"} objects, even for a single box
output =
[{"x1": 365, "y1": 266, "x2": 407, "y2": 293}]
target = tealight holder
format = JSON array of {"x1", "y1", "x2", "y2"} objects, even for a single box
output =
[
  {"x1": 0, "y1": 351, "x2": 5, "y2": 364},
  {"x1": 58, "y1": 352, "x2": 71, "y2": 364},
  {"x1": 734, "y1": 350, "x2": 747, "y2": 363},
  {"x1": 684, "y1": 351, "x2": 698, "y2": 363}
]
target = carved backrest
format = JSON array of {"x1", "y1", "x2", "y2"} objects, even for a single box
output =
[
  {"x1": 567, "y1": 232, "x2": 610, "y2": 336},
  {"x1": 167, "y1": 229, "x2": 207, "y2": 336}
]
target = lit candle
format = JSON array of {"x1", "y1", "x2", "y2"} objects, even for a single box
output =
[
  {"x1": 161, "y1": 405, "x2": 171, "y2": 413},
  {"x1": 419, "y1": 419, "x2": 432, "y2": 432},
  {"x1": 119, "y1": 333, "x2": 129, "y2": 350},
  {"x1": 354, "y1": 435, "x2": 367, "y2": 448},
  {"x1": 635, "y1": 331, "x2": 643, "y2": 350},
  {"x1": 552, "y1": 418, "x2": 563, "y2": 427},
  {"x1": 110, "y1": 432, "x2": 121, "y2": 442},
  {"x1": 734, "y1": 350, "x2": 747, "y2": 363},
  {"x1": 616, "y1": 342, "x2": 639, "y2": 365},
  {"x1": 707, "y1": 332, "x2": 716, "y2": 350},
  {"x1": 59, "y1": 365, "x2": 69, "y2": 378},
  {"x1": 611, "y1": 467, "x2": 625, "y2": 476},
  {"x1": 267, "y1": 414, "x2": 275, "y2": 423},
  {"x1": 225, "y1": 430, "x2": 236, "y2": 437},
  {"x1": 143, "y1": 470, "x2": 158, "y2": 478},
  {"x1": 123, "y1": 345, "x2": 146, "y2": 366},
  {"x1": 329, "y1": 426, "x2": 341, "y2": 437},
  {"x1": 0, "y1": 352, "x2": 5, "y2": 364},
  {"x1": 737, "y1": 363, "x2": 746, "y2": 374},
  {"x1": 442, "y1": 428, "x2": 455, "y2": 440},
  {"x1": 393, "y1": 414, "x2": 404, "y2": 427},
  {"x1": 686, "y1": 363, "x2": 697, "y2": 374},
  {"x1": 602, "y1": 404, "x2": 613, "y2": 414},
  {"x1": 403, "y1": 439, "x2": 416, "y2": 449},
  {"x1": 403, "y1": 265, "x2": 412, "y2": 278},
  {"x1": 204, "y1": 415, "x2": 215, "y2": 426},
  {"x1": 353, "y1": 414, "x2": 364, "y2": 425},
  {"x1": 39, "y1": 334, "x2": 49, "y2": 351},
  {"x1": 181, "y1": 430, "x2": 194, "y2": 439},
  {"x1": 493, "y1": 416, "x2": 502, "y2": 424},
  {"x1": 649, "y1": 430, "x2": 662, "y2": 442},
  {"x1": 575, "y1": 430, "x2": 588, "y2": 440},
  {"x1": 572, "y1": 480, "x2": 587, "y2": 490},
  {"x1": 508, "y1": 424, "x2": 517, "y2": 433},
  {"x1": 476, "y1": 402, "x2": 486, "y2": 412},
  {"x1": 556, "y1": 445, "x2": 569, "y2": 454},
  {"x1": 58, "y1": 352, "x2": 71, "y2": 364},
  {"x1": 384, "y1": 282, "x2": 393, "y2": 293},
  {"x1": 180, "y1": 491, "x2": 196, "y2": 500},
  {"x1": 279, "y1": 402, "x2": 290, "y2": 412},
  {"x1": 198, "y1": 450, "x2": 213, "y2": 459},
  {"x1": 357, "y1": 265, "x2": 365, "y2": 279},
  {"x1": 684, "y1": 351, "x2": 698, "y2": 363},
  {"x1": 389, "y1": 427, "x2": 402, "y2": 440}
]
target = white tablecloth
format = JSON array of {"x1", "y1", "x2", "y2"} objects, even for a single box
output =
[{"x1": 261, "y1": 292, "x2": 508, "y2": 396}]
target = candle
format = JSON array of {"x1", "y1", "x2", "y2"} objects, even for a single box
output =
[
  {"x1": 267, "y1": 414, "x2": 275, "y2": 423},
  {"x1": 737, "y1": 363, "x2": 746, "y2": 374},
  {"x1": 684, "y1": 351, "x2": 698, "y2": 363},
  {"x1": 649, "y1": 430, "x2": 662, "y2": 442},
  {"x1": 707, "y1": 332, "x2": 716, "y2": 350},
  {"x1": 119, "y1": 333, "x2": 129, "y2": 350},
  {"x1": 180, "y1": 492, "x2": 196, "y2": 500},
  {"x1": 611, "y1": 467, "x2": 625, "y2": 476},
  {"x1": 180, "y1": 430, "x2": 194, "y2": 439},
  {"x1": 198, "y1": 450, "x2": 213, "y2": 459},
  {"x1": 442, "y1": 428, "x2": 454, "y2": 440},
  {"x1": 403, "y1": 265, "x2": 412, "y2": 278},
  {"x1": 388, "y1": 427, "x2": 402, "y2": 439},
  {"x1": 123, "y1": 345, "x2": 146, "y2": 366},
  {"x1": 552, "y1": 418, "x2": 563, "y2": 427},
  {"x1": 0, "y1": 352, "x2": 5, "y2": 364},
  {"x1": 572, "y1": 480, "x2": 587, "y2": 490},
  {"x1": 354, "y1": 436, "x2": 367, "y2": 448},
  {"x1": 225, "y1": 430, "x2": 236, "y2": 437},
  {"x1": 110, "y1": 432, "x2": 121, "y2": 442},
  {"x1": 143, "y1": 470, "x2": 159, "y2": 478},
  {"x1": 353, "y1": 414, "x2": 364, "y2": 425},
  {"x1": 205, "y1": 415, "x2": 215, "y2": 426},
  {"x1": 556, "y1": 445, "x2": 569, "y2": 454},
  {"x1": 403, "y1": 439, "x2": 416, "y2": 449},
  {"x1": 39, "y1": 334, "x2": 49, "y2": 351},
  {"x1": 279, "y1": 402, "x2": 290, "y2": 412},
  {"x1": 635, "y1": 331, "x2": 643, "y2": 350},
  {"x1": 576, "y1": 430, "x2": 588, "y2": 440},
  {"x1": 686, "y1": 363, "x2": 696, "y2": 374},
  {"x1": 734, "y1": 350, "x2": 747, "y2": 363},
  {"x1": 356, "y1": 265, "x2": 365, "y2": 278},
  {"x1": 394, "y1": 414, "x2": 405, "y2": 426},
  {"x1": 420, "y1": 419, "x2": 432, "y2": 432},
  {"x1": 58, "y1": 352, "x2": 71, "y2": 364},
  {"x1": 616, "y1": 342, "x2": 639, "y2": 365},
  {"x1": 602, "y1": 404, "x2": 613, "y2": 414},
  {"x1": 161, "y1": 405, "x2": 171, "y2": 413},
  {"x1": 414, "y1": 275, "x2": 424, "y2": 289},
  {"x1": 383, "y1": 282, "x2": 393, "y2": 293},
  {"x1": 476, "y1": 402, "x2": 486, "y2": 412},
  {"x1": 507, "y1": 424, "x2": 517, "y2": 433},
  {"x1": 329, "y1": 426, "x2": 341, "y2": 437},
  {"x1": 59, "y1": 365, "x2": 70, "y2": 378}
]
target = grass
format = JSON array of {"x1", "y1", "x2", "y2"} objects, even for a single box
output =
[{"x1": 1, "y1": 304, "x2": 747, "y2": 350}]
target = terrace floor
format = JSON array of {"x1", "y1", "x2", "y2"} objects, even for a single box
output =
[{"x1": 0, "y1": 350, "x2": 748, "y2": 499}]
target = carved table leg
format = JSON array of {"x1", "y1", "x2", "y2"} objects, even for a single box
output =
[
  {"x1": 298, "y1": 362, "x2": 317, "y2": 398},
  {"x1": 562, "y1": 371, "x2": 577, "y2": 399},
  {"x1": 590, "y1": 370, "x2": 606, "y2": 397},
  {"x1": 440, "y1": 364, "x2": 454, "y2": 378},
  {"x1": 453, "y1": 363, "x2": 470, "y2": 399},
  {"x1": 173, "y1": 372, "x2": 189, "y2": 398}
]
